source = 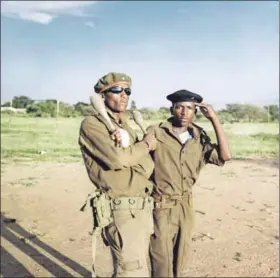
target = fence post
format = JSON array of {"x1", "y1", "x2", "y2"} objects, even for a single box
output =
[
  {"x1": 56, "y1": 99, "x2": 60, "y2": 131},
  {"x1": 267, "y1": 105, "x2": 270, "y2": 122}
]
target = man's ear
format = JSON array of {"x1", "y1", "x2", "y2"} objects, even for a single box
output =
[{"x1": 170, "y1": 106, "x2": 174, "y2": 115}]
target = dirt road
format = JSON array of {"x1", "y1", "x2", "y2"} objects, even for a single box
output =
[{"x1": 1, "y1": 159, "x2": 279, "y2": 277}]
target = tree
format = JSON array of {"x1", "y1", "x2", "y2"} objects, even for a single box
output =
[
  {"x1": 25, "y1": 100, "x2": 76, "y2": 117},
  {"x1": 74, "y1": 102, "x2": 90, "y2": 116},
  {"x1": 26, "y1": 100, "x2": 57, "y2": 117},
  {"x1": 264, "y1": 105, "x2": 279, "y2": 122},
  {"x1": 1, "y1": 102, "x2": 11, "y2": 107},
  {"x1": 217, "y1": 111, "x2": 233, "y2": 123},
  {"x1": 158, "y1": 107, "x2": 170, "y2": 120},
  {"x1": 59, "y1": 102, "x2": 78, "y2": 117},
  {"x1": 139, "y1": 108, "x2": 159, "y2": 120},
  {"x1": 12, "y1": 96, "x2": 34, "y2": 108},
  {"x1": 244, "y1": 105, "x2": 266, "y2": 122},
  {"x1": 158, "y1": 107, "x2": 170, "y2": 113},
  {"x1": 221, "y1": 103, "x2": 271, "y2": 122},
  {"x1": 225, "y1": 104, "x2": 246, "y2": 121}
]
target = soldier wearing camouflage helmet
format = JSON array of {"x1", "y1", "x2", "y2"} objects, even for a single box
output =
[
  {"x1": 148, "y1": 89, "x2": 232, "y2": 277},
  {"x1": 79, "y1": 72, "x2": 157, "y2": 277}
]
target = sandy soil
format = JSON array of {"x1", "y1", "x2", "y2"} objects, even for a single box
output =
[{"x1": 1, "y1": 159, "x2": 279, "y2": 277}]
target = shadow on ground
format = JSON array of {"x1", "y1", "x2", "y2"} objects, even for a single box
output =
[{"x1": 0, "y1": 213, "x2": 91, "y2": 277}]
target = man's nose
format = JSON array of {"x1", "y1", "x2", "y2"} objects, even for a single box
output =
[
  {"x1": 120, "y1": 91, "x2": 128, "y2": 99},
  {"x1": 181, "y1": 108, "x2": 187, "y2": 115},
  {"x1": 120, "y1": 90, "x2": 127, "y2": 96}
]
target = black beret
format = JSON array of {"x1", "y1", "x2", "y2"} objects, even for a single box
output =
[{"x1": 166, "y1": 89, "x2": 203, "y2": 103}]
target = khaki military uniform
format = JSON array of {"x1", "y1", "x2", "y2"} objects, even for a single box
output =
[
  {"x1": 148, "y1": 118, "x2": 224, "y2": 277},
  {"x1": 79, "y1": 107, "x2": 155, "y2": 277}
]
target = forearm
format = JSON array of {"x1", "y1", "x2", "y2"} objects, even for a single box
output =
[
  {"x1": 80, "y1": 118, "x2": 150, "y2": 170},
  {"x1": 132, "y1": 155, "x2": 154, "y2": 179},
  {"x1": 80, "y1": 133, "x2": 150, "y2": 170},
  {"x1": 210, "y1": 116, "x2": 232, "y2": 161}
]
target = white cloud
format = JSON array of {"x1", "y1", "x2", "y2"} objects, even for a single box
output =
[
  {"x1": 85, "y1": 21, "x2": 95, "y2": 28},
  {"x1": 18, "y1": 11, "x2": 54, "y2": 24},
  {"x1": 1, "y1": 1, "x2": 96, "y2": 24}
]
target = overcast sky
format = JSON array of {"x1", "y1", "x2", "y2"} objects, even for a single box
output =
[{"x1": 1, "y1": 1, "x2": 279, "y2": 109}]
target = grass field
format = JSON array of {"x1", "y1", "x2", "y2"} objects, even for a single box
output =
[{"x1": 1, "y1": 114, "x2": 279, "y2": 164}]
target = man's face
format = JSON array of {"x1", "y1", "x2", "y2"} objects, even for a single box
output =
[
  {"x1": 171, "y1": 101, "x2": 196, "y2": 126},
  {"x1": 102, "y1": 82, "x2": 131, "y2": 113}
]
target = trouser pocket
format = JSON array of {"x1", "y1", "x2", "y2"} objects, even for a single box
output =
[{"x1": 109, "y1": 209, "x2": 151, "y2": 277}]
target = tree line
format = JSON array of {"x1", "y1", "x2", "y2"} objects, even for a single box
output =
[{"x1": 1, "y1": 96, "x2": 279, "y2": 123}]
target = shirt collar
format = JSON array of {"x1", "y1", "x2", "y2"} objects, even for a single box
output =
[
  {"x1": 105, "y1": 107, "x2": 129, "y2": 124},
  {"x1": 160, "y1": 117, "x2": 203, "y2": 139}
]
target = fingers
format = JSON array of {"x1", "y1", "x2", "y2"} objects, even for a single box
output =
[
  {"x1": 115, "y1": 134, "x2": 122, "y2": 147},
  {"x1": 195, "y1": 104, "x2": 208, "y2": 113},
  {"x1": 110, "y1": 130, "x2": 122, "y2": 147},
  {"x1": 195, "y1": 102, "x2": 209, "y2": 107},
  {"x1": 110, "y1": 130, "x2": 117, "y2": 140},
  {"x1": 195, "y1": 103, "x2": 214, "y2": 113}
]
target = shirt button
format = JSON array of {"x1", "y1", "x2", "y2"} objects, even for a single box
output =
[
  {"x1": 181, "y1": 163, "x2": 184, "y2": 166},
  {"x1": 183, "y1": 177, "x2": 186, "y2": 180}
]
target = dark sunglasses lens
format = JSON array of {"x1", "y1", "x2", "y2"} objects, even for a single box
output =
[
  {"x1": 124, "y1": 88, "x2": 131, "y2": 96},
  {"x1": 107, "y1": 86, "x2": 131, "y2": 96},
  {"x1": 108, "y1": 86, "x2": 123, "y2": 93}
]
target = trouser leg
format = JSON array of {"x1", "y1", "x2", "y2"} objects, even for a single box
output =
[
  {"x1": 174, "y1": 198, "x2": 195, "y2": 277},
  {"x1": 150, "y1": 207, "x2": 179, "y2": 277},
  {"x1": 150, "y1": 196, "x2": 195, "y2": 278},
  {"x1": 105, "y1": 208, "x2": 153, "y2": 277}
]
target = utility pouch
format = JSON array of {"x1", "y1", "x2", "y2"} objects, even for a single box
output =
[{"x1": 91, "y1": 192, "x2": 113, "y2": 228}]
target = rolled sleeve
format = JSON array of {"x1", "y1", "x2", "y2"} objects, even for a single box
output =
[{"x1": 203, "y1": 142, "x2": 225, "y2": 167}]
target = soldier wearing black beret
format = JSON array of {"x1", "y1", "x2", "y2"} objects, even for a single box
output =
[
  {"x1": 166, "y1": 89, "x2": 203, "y2": 103},
  {"x1": 148, "y1": 89, "x2": 232, "y2": 277}
]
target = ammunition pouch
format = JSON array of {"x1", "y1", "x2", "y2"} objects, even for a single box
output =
[
  {"x1": 81, "y1": 193, "x2": 154, "y2": 228},
  {"x1": 91, "y1": 192, "x2": 113, "y2": 228},
  {"x1": 80, "y1": 191, "x2": 113, "y2": 229}
]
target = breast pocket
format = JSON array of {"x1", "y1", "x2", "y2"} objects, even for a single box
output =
[
  {"x1": 156, "y1": 133, "x2": 181, "y2": 154},
  {"x1": 183, "y1": 142, "x2": 203, "y2": 174}
]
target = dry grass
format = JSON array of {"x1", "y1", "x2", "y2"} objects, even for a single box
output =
[{"x1": 1, "y1": 114, "x2": 278, "y2": 164}]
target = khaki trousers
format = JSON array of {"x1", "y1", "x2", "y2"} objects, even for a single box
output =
[
  {"x1": 104, "y1": 207, "x2": 154, "y2": 277},
  {"x1": 150, "y1": 197, "x2": 195, "y2": 277}
]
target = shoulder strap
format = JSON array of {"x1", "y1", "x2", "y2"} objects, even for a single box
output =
[{"x1": 91, "y1": 227, "x2": 102, "y2": 277}]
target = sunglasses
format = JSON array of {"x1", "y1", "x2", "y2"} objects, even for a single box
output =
[{"x1": 105, "y1": 86, "x2": 131, "y2": 96}]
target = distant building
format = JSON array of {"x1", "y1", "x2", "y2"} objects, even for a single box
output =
[{"x1": 1, "y1": 107, "x2": 26, "y2": 113}]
